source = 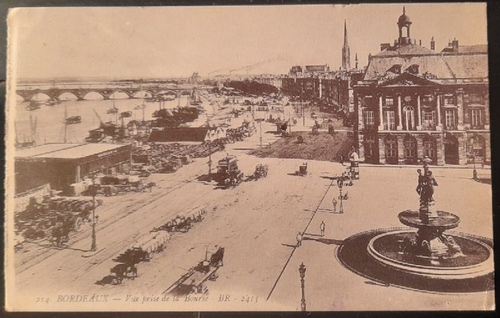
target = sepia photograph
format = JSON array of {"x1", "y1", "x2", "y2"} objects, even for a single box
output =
[{"x1": 3, "y1": 2, "x2": 494, "y2": 312}]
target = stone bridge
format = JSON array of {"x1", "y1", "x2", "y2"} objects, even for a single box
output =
[{"x1": 15, "y1": 82, "x2": 213, "y2": 101}]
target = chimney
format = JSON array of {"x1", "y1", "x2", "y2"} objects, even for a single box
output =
[
  {"x1": 380, "y1": 43, "x2": 391, "y2": 51},
  {"x1": 430, "y1": 36, "x2": 435, "y2": 50},
  {"x1": 452, "y1": 38, "x2": 459, "y2": 52}
]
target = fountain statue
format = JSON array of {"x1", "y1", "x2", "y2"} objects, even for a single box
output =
[{"x1": 398, "y1": 161, "x2": 463, "y2": 260}]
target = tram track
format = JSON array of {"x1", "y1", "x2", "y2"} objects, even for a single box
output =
[{"x1": 15, "y1": 158, "x2": 213, "y2": 275}]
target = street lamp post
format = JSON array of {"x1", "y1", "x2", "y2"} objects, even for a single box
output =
[
  {"x1": 89, "y1": 175, "x2": 100, "y2": 252},
  {"x1": 337, "y1": 176, "x2": 344, "y2": 214},
  {"x1": 302, "y1": 101, "x2": 305, "y2": 126},
  {"x1": 472, "y1": 154, "x2": 477, "y2": 180},
  {"x1": 256, "y1": 118, "x2": 263, "y2": 148},
  {"x1": 299, "y1": 262, "x2": 306, "y2": 311}
]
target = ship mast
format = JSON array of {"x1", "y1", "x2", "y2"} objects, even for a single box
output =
[{"x1": 64, "y1": 103, "x2": 68, "y2": 143}]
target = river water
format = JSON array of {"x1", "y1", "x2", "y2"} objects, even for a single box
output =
[
  {"x1": 13, "y1": 94, "x2": 214, "y2": 144},
  {"x1": 13, "y1": 90, "x2": 295, "y2": 146}
]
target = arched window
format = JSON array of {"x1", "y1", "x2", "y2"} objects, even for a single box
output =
[{"x1": 402, "y1": 105, "x2": 415, "y2": 130}]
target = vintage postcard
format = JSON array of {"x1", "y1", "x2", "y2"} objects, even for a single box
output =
[{"x1": 4, "y1": 3, "x2": 494, "y2": 312}]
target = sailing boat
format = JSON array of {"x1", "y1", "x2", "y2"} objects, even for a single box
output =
[
  {"x1": 65, "y1": 102, "x2": 82, "y2": 125},
  {"x1": 107, "y1": 97, "x2": 119, "y2": 115}
]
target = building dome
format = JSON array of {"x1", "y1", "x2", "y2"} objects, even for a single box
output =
[{"x1": 398, "y1": 7, "x2": 412, "y2": 25}]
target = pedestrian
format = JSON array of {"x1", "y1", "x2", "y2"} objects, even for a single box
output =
[
  {"x1": 332, "y1": 197, "x2": 337, "y2": 212},
  {"x1": 340, "y1": 155, "x2": 344, "y2": 166},
  {"x1": 296, "y1": 232, "x2": 303, "y2": 247},
  {"x1": 320, "y1": 221, "x2": 326, "y2": 237}
]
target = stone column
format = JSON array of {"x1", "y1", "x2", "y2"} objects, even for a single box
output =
[
  {"x1": 436, "y1": 133, "x2": 445, "y2": 165},
  {"x1": 358, "y1": 133, "x2": 365, "y2": 162},
  {"x1": 458, "y1": 133, "x2": 467, "y2": 165},
  {"x1": 436, "y1": 93, "x2": 442, "y2": 130},
  {"x1": 484, "y1": 133, "x2": 491, "y2": 164},
  {"x1": 397, "y1": 95, "x2": 403, "y2": 130},
  {"x1": 378, "y1": 134, "x2": 386, "y2": 164},
  {"x1": 319, "y1": 78, "x2": 322, "y2": 99},
  {"x1": 397, "y1": 135, "x2": 405, "y2": 163},
  {"x1": 75, "y1": 165, "x2": 81, "y2": 183},
  {"x1": 417, "y1": 95, "x2": 422, "y2": 130},
  {"x1": 456, "y1": 89, "x2": 464, "y2": 129},
  {"x1": 416, "y1": 135, "x2": 425, "y2": 160},
  {"x1": 357, "y1": 94, "x2": 364, "y2": 130},
  {"x1": 484, "y1": 93, "x2": 490, "y2": 130},
  {"x1": 378, "y1": 95, "x2": 384, "y2": 130}
]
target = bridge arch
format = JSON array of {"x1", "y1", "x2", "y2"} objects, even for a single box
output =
[
  {"x1": 132, "y1": 90, "x2": 154, "y2": 98},
  {"x1": 57, "y1": 92, "x2": 80, "y2": 100},
  {"x1": 109, "y1": 91, "x2": 131, "y2": 100},
  {"x1": 82, "y1": 91, "x2": 106, "y2": 100},
  {"x1": 30, "y1": 93, "x2": 51, "y2": 101}
]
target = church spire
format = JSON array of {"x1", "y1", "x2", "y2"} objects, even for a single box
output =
[{"x1": 342, "y1": 20, "x2": 351, "y2": 71}]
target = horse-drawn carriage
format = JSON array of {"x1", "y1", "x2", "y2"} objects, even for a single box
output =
[
  {"x1": 153, "y1": 207, "x2": 207, "y2": 233},
  {"x1": 16, "y1": 197, "x2": 101, "y2": 247},
  {"x1": 163, "y1": 246, "x2": 225, "y2": 296},
  {"x1": 252, "y1": 164, "x2": 269, "y2": 180},
  {"x1": 109, "y1": 231, "x2": 170, "y2": 284},
  {"x1": 214, "y1": 155, "x2": 244, "y2": 187},
  {"x1": 295, "y1": 162, "x2": 308, "y2": 176}
]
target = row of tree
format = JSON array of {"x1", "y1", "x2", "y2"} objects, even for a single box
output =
[{"x1": 225, "y1": 80, "x2": 279, "y2": 96}]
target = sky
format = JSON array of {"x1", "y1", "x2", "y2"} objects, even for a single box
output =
[{"x1": 7, "y1": 3, "x2": 488, "y2": 80}]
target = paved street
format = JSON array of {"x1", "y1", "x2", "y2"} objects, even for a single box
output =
[{"x1": 9, "y1": 121, "x2": 493, "y2": 311}]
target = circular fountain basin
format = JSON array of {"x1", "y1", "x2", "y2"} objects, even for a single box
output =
[
  {"x1": 367, "y1": 230, "x2": 494, "y2": 280},
  {"x1": 398, "y1": 210, "x2": 460, "y2": 230},
  {"x1": 337, "y1": 228, "x2": 494, "y2": 292}
]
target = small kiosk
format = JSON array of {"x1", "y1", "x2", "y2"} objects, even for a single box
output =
[{"x1": 349, "y1": 151, "x2": 360, "y2": 180}]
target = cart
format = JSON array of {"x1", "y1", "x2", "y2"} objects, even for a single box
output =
[
  {"x1": 295, "y1": 162, "x2": 308, "y2": 176},
  {"x1": 163, "y1": 246, "x2": 224, "y2": 296}
]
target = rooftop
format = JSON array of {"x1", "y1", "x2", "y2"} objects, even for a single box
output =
[
  {"x1": 16, "y1": 143, "x2": 129, "y2": 160},
  {"x1": 148, "y1": 127, "x2": 210, "y2": 143},
  {"x1": 364, "y1": 45, "x2": 488, "y2": 81}
]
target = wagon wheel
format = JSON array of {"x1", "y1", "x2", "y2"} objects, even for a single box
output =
[{"x1": 73, "y1": 217, "x2": 83, "y2": 232}]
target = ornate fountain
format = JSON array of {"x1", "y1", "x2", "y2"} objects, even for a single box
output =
[{"x1": 365, "y1": 158, "x2": 493, "y2": 280}]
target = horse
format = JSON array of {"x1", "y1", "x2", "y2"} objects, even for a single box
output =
[
  {"x1": 210, "y1": 247, "x2": 225, "y2": 267},
  {"x1": 144, "y1": 182, "x2": 156, "y2": 192},
  {"x1": 51, "y1": 220, "x2": 72, "y2": 247},
  {"x1": 110, "y1": 263, "x2": 138, "y2": 284}
]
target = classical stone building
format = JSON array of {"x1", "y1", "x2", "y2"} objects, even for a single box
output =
[{"x1": 353, "y1": 8, "x2": 489, "y2": 165}]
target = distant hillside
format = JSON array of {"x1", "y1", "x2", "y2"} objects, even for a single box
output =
[{"x1": 250, "y1": 131, "x2": 354, "y2": 162}]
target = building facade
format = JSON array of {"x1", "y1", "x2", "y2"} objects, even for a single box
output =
[
  {"x1": 353, "y1": 8, "x2": 489, "y2": 166},
  {"x1": 15, "y1": 143, "x2": 132, "y2": 194}
]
